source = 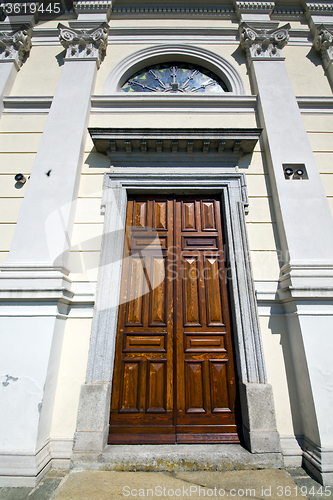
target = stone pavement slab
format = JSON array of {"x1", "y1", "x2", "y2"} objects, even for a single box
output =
[
  {"x1": 0, "y1": 468, "x2": 332, "y2": 500},
  {"x1": 52, "y1": 468, "x2": 333, "y2": 500},
  {"x1": 53, "y1": 469, "x2": 297, "y2": 500}
]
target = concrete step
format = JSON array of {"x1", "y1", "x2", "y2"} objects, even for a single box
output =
[{"x1": 73, "y1": 444, "x2": 283, "y2": 471}]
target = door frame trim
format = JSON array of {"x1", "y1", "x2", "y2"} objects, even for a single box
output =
[{"x1": 73, "y1": 172, "x2": 281, "y2": 457}]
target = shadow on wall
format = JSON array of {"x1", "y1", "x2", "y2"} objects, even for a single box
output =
[
  {"x1": 238, "y1": 152, "x2": 253, "y2": 170},
  {"x1": 306, "y1": 46, "x2": 323, "y2": 68},
  {"x1": 56, "y1": 49, "x2": 66, "y2": 67},
  {"x1": 231, "y1": 45, "x2": 247, "y2": 68},
  {"x1": 84, "y1": 150, "x2": 111, "y2": 169},
  {"x1": 268, "y1": 312, "x2": 302, "y2": 438}
]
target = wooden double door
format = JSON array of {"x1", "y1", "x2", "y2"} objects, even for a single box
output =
[{"x1": 109, "y1": 195, "x2": 239, "y2": 444}]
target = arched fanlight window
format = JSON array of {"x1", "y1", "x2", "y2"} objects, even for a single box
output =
[{"x1": 121, "y1": 62, "x2": 229, "y2": 93}]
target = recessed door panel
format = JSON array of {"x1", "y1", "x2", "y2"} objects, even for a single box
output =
[
  {"x1": 183, "y1": 257, "x2": 200, "y2": 326},
  {"x1": 149, "y1": 257, "x2": 166, "y2": 326},
  {"x1": 147, "y1": 360, "x2": 167, "y2": 412},
  {"x1": 185, "y1": 361, "x2": 206, "y2": 413},
  {"x1": 204, "y1": 257, "x2": 224, "y2": 326},
  {"x1": 119, "y1": 361, "x2": 141, "y2": 413}
]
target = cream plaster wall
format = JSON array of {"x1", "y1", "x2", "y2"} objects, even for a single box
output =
[
  {"x1": 89, "y1": 112, "x2": 257, "y2": 129},
  {"x1": 0, "y1": 114, "x2": 44, "y2": 265},
  {"x1": 50, "y1": 318, "x2": 92, "y2": 438},
  {"x1": 284, "y1": 45, "x2": 332, "y2": 97},
  {"x1": 69, "y1": 138, "x2": 105, "y2": 283},
  {"x1": 10, "y1": 45, "x2": 63, "y2": 97},
  {"x1": 302, "y1": 114, "x2": 333, "y2": 218}
]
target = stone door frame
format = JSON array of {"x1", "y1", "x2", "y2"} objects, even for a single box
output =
[{"x1": 73, "y1": 171, "x2": 281, "y2": 459}]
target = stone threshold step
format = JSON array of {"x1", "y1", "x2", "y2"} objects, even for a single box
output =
[{"x1": 73, "y1": 444, "x2": 283, "y2": 471}]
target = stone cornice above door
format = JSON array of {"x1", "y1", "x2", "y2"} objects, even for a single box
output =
[{"x1": 89, "y1": 127, "x2": 262, "y2": 167}]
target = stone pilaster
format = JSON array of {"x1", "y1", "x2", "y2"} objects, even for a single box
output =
[
  {"x1": 0, "y1": 21, "x2": 109, "y2": 486},
  {"x1": 239, "y1": 20, "x2": 333, "y2": 486}
]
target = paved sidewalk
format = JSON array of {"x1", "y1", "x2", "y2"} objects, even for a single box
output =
[{"x1": 0, "y1": 468, "x2": 332, "y2": 500}]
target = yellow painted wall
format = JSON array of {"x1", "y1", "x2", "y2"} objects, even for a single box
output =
[
  {"x1": 284, "y1": 45, "x2": 332, "y2": 97},
  {"x1": 0, "y1": 114, "x2": 45, "y2": 263},
  {"x1": 260, "y1": 315, "x2": 302, "y2": 436},
  {"x1": 10, "y1": 45, "x2": 63, "y2": 97},
  {"x1": 302, "y1": 113, "x2": 333, "y2": 218},
  {"x1": 50, "y1": 318, "x2": 92, "y2": 438}
]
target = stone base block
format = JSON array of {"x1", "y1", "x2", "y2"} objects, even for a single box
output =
[
  {"x1": 280, "y1": 436, "x2": 303, "y2": 468},
  {"x1": 73, "y1": 382, "x2": 111, "y2": 453},
  {"x1": 0, "y1": 438, "x2": 72, "y2": 487},
  {"x1": 303, "y1": 437, "x2": 333, "y2": 486},
  {"x1": 239, "y1": 381, "x2": 281, "y2": 454}
]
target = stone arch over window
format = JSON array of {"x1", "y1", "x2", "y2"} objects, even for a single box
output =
[{"x1": 103, "y1": 44, "x2": 246, "y2": 95}]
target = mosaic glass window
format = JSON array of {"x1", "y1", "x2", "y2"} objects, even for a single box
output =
[{"x1": 121, "y1": 63, "x2": 229, "y2": 93}]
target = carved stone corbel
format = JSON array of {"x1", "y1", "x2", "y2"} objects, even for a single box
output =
[
  {"x1": 0, "y1": 26, "x2": 32, "y2": 69},
  {"x1": 240, "y1": 22, "x2": 290, "y2": 61},
  {"x1": 313, "y1": 24, "x2": 333, "y2": 70},
  {"x1": 58, "y1": 22, "x2": 109, "y2": 68}
]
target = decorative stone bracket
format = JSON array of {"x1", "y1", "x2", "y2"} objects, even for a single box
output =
[
  {"x1": 0, "y1": 26, "x2": 31, "y2": 68},
  {"x1": 240, "y1": 22, "x2": 290, "y2": 60},
  {"x1": 58, "y1": 22, "x2": 109, "y2": 67},
  {"x1": 313, "y1": 24, "x2": 333, "y2": 70}
]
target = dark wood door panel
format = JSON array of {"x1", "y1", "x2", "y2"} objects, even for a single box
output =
[{"x1": 109, "y1": 195, "x2": 239, "y2": 444}]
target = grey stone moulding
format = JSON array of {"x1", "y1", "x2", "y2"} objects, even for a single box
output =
[{"x1": 88, "y1": 127, "x2": 262, "y2": 167}]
